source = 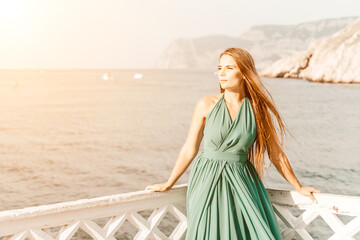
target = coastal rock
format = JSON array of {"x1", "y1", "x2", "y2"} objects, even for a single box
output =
[
  {"x1": 260, "y1": 16, "x2": 360, "y2": 83},
  {"x1": 153, "y1": 17, "x2": 357, "y2": 71}
]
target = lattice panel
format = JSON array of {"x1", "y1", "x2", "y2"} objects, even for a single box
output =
[
  {"x1": 273, "y1": 204, "x2": 360, "y2": 240},
  {"x1": 1, "y1": 203, "x2": 187, "y2": 240}
]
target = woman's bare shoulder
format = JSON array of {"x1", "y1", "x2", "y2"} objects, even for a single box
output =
[{"x1": 197, "y1": 93, "x2": 223, "y2": 117}]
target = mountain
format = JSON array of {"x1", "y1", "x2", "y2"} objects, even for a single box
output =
[
  {"x1": 153, "y1": 16, "x2": 358, "y2": 71},
  {"x1": 260, "y1": 16, "x2": 360, "y2": 83}
]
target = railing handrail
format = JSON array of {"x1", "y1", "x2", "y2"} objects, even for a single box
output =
[
  {"x1": 266, "y1": 188, "x2": 360, "y2": 216},
  {"x1": 0, "y1": 183, "x2": 189, "y2": 222},
  {"x1": 0, "y1": 184, "x2": 359, "y2": 221}
]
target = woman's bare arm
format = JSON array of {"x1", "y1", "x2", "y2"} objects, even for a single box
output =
[
  {"x1": 166, "y1": 97, "x2": 208, "y2": 188},
  {"x1": 145, "y1": 96, "x2": 210, "y2": 192},
  {"x1": 268, "y1": 141, "x2": 302, "y2": 190},
  {"x1": 268, "y1": 135, "x2": 321, "y2": 201}
]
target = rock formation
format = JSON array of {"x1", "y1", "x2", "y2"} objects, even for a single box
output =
[
  {"x1": 260, "y1": 16, "x2": 360, "y2": 83},
  {"x1": 153, "y1": 17, "x2": 357, "y2": 71}
]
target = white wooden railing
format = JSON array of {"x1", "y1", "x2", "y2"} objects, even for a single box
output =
[{"x1": 0, "y1": 184, "x2": 359, "y2": 240}]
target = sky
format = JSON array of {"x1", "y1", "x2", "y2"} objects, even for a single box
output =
[{"x1": 0, "y1": 0, "x2": 359, "y2": 69}]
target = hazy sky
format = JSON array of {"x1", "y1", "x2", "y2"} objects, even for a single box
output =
[{"x1": 0, "y1": 0, "x2": 359, "y2": 69}]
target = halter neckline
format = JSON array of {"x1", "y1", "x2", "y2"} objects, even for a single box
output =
[{"x1": 221, "y1": 93, "x2": 248, "y2": 124}]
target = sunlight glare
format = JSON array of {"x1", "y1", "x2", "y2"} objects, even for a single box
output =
[{"x1": 0, "y1": 1, "x2": 27, "y2": 23}]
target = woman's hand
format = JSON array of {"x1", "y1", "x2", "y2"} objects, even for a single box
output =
[
  {"x1": 296, "y1": 185, "x2": 321, "y2": 203},
  {"x1": 145, "y1": 182, "x2": 172, "y2": 192}
]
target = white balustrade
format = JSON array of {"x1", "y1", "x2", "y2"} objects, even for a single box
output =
[{"x1": 0, "y1": 184, "x2": 359, "y2": 240}]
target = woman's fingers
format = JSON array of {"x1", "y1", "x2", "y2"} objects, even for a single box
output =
[
  {"x1": 153, "y1": 185, "x2": 159, "y2": 192},
  {"x1": 145, "y1": 185, "x2": 156, "y2": 192},
  {"x1": 152, "y1": 186, "x2": 159, "y2": 191},
  {"x1": 301, "y1": 190, "x2": 316, "y2": 203},
  {"x1": 311, "y1": 187, "x2": 321, "y2": 193},
  {"x1": 308, "y1": 193, "x2": 317, "y2": 203},
  {"x1": 145, "y1": 183, "x2": 167, "y2": 192},
  {"x1": 297, "y1": 186, "x2": 320, "y2": 203}
]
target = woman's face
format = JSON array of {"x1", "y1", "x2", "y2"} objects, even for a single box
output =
[{"x1": 218, "y1": 54, "x2": 243, "y2": 90}]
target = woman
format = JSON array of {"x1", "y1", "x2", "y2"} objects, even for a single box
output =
[{"x1": 145, "y1": 47, "x2": 321, "y2": 239}]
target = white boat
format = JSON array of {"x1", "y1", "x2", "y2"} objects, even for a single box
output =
[
  {"x1": 134, "y1": 73, "x2": 143, "y2": 79},
  {"x1": 102, "y1": 72, "x2": 114, "y2": 81}
]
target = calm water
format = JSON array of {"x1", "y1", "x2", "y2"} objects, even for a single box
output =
[{"x1": 0, "y1": 69, "x2": 359, "y2": 238}]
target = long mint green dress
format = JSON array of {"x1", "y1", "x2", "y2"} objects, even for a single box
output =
[{"x1": 186, "y1": 93, "x2": 282, "y2": 239}]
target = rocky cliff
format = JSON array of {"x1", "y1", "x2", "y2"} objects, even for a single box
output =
[
  {"x1": 260, "y1": 16, "x2": 360, "y2": 83},
  {"x1": 153, "y1": 16, "x2": 357, "y2": 71}
]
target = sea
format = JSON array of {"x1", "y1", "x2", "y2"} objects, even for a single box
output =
[{"x1": 0, "y1": 69, "x2": 359, "y2": 239}]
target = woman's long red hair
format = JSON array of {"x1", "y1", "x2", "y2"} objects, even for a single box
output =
[{"x1": 219, "y1": 47, "x2": 295, "y2": 179}]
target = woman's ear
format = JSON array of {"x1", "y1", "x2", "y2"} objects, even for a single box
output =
[{"x1": 239, "y1": 71, "x2": 246, "y2": 80}]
